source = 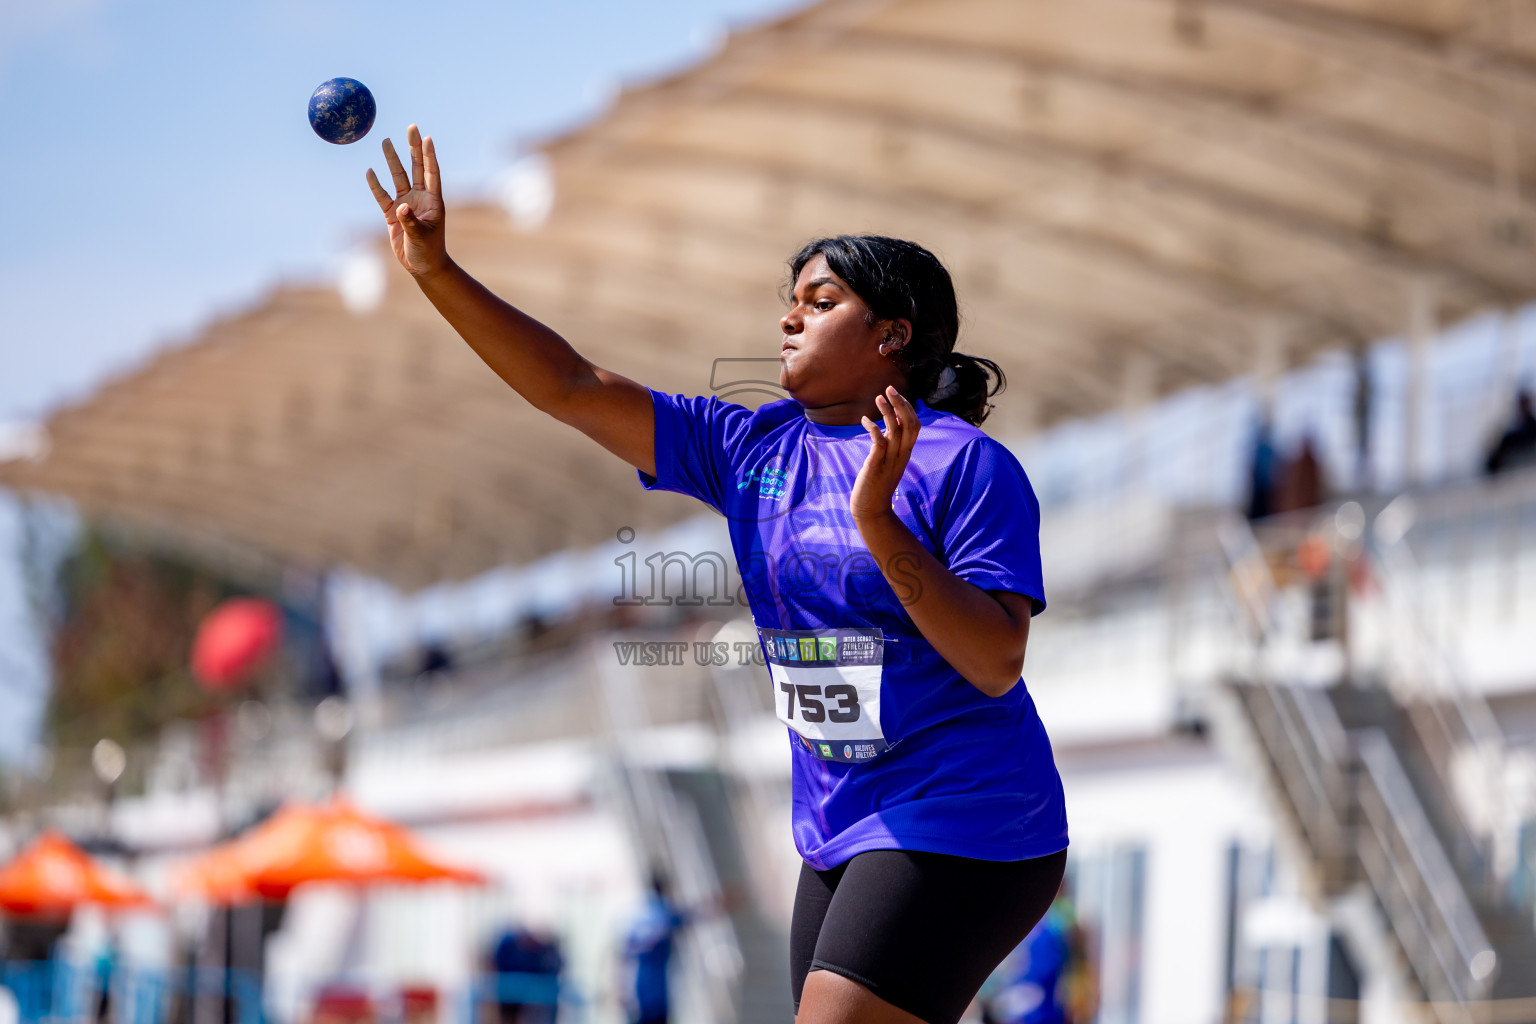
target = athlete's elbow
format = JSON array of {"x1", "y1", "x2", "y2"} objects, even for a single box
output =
[
  {"x1": 537, "y1": 363, "x2": 601, "y2": 421},
  {"x1": 964, "y1": 593, "x2": 1031, "y2": 697},
  {"x1": 968, "y1": 655, "x2": 1025, "y2": 698}
]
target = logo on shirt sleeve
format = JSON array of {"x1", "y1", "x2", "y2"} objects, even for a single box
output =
[{"x1": 736, "y1": 465, "x2": 788, "y2": 499}]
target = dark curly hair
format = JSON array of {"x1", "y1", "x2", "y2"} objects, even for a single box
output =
[{"x1": 787, "y1": 234, "x2": 1005, "y2": 425}]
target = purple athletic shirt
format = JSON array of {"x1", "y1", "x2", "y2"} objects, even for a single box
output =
[{"x1": 639, "y1": 391, "x2": 1068, "y2": 869}]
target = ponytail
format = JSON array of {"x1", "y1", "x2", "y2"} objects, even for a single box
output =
[{"x1": 906, "y1": 350, "x2": 1006, "y2": 426}]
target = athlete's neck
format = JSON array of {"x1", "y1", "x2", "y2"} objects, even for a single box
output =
[
  {"x1": 799, "y1": 379, "x2": 913, "y2": 426},
  {"x1": 801, "y1": 399, "x2": 883, "y2": 427}
]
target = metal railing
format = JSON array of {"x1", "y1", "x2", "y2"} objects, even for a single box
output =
[
  {"x1": 1216, "y1": 513, "x2": 1345, "y2": 867},
  {"x1": 0, "y1": 961, "x2": 591, "y2": 1024},
  {"x1": 592, "y1": 635, "x2": 743, "y2": 1024},
  {"x1": 1354, "y1": 730, "x2": 1499, "y2": 1017},
  {"x1": 1370, "y1": 495, "x2": 1512, "y2": 897},
  {"x1": 1228, "y1": 682, "x2": 1351, "y2": 888},
  {"x1": 1213, "y1": 512, "x2": 1499, "y2": 1019},
  {"x1": 0, "y1": 962, "x2": 262, "y2": 1024}
]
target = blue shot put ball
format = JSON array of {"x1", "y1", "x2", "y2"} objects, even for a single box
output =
[{"x1": 308, "y1": 77, "x2": 376, "y2": 145}]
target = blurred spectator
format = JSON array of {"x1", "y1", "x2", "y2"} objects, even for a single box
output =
[
  {"x1": 419, "y1": 643, "x2": 454, "y2": 676},
  {"x1": 982, "y1": 886, "x2": 1095, "y2": 1024},
  {"x1": 93, "y1": 932, "x2": 117, "y2": 1024},
  {"x1": 1352, "y1": 347, "x2": 1373, "y2": 488},
  {"x1": 1486, "y1": 389, "x2": 1536, "y2": 475},
  {"x1": 489, "y1": 926, "x2": 562, "y2": 1024},
  {"x1": 623, "y1": 873, "x2": 686, "y2": 1024},
  {"x1": 1275, "y1": 436, "x2": 1325, "y2": 514},
  {"x1": 1245, "y1": 419, "x2": 1278, "y2": 521}
]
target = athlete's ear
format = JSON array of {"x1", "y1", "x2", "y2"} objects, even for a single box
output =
[{"x1": 877, "y1": 319, "x2": 913, "y2": 355}]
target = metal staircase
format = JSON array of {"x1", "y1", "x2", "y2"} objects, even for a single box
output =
[
  {"x1": 1215, "y1": 511, "x2": 1536, "y2": 1021},
  {"x1": 594, "y1": 630, "x2": 794, "y2": 1024}
]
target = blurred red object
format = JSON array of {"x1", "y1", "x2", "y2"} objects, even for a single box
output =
[
  {"x1": 311, "y1": 985, "x2": 375, "y2": 1024},
  {"x1": 0, "y1": 831, "x2": 154, "y2": 915},
  {"x1": 1296, "y1": 534, "x2": 1332, "y2": 579},
  {"x1": 1348, "y1": 556, "x2": 1377, "y2": 595},
  {"x1": 398, "y1": 986, "x2": 437, "y2": 1024},
  {"x1": 192, "y1": 598, "x2": 283, "y2": 691}
]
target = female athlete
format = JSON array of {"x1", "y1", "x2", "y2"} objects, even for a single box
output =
[{"x1": 367, "y1": 127, "x2": 1068, "y2": 1024}]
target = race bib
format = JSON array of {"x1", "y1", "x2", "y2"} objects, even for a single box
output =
[{"x1": 759, "y1": 627, "x2": 887, "y2": 763}]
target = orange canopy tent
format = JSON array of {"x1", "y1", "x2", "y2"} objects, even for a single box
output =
[
  {"x1": 175, "y1": 799, "x2": 485, "y2": 903},
  {"x1": 173, "y1": 803, "x2": 324, "y2": 903},
  {"x1": 0, "y1": 831, "x2": 154, "y2": 916}
]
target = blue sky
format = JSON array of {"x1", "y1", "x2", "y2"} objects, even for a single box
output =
[
  {"x1": 0, "y1": 0, "x2": 801, "y2": 423},
  {"x1": 0, "y1": 0, "x2": 802, "y2": 760}
]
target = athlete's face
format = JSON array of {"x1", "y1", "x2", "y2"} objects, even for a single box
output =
[{"x1": 780, "y1": 255, "x2": 910, "y2": 422}]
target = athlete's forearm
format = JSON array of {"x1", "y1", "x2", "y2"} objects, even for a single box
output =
[
  {"x1": 415, "y1": 260, "x2": 595, "y2": 409},
  {"x1": 413, "y1": 261, "x2": 656, "y2": 475},
  {"x1": 855, "y1": 511, "x2": 1030, "y2": 697}
]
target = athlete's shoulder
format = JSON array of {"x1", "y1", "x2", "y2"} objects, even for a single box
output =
[
  {"x1": 919, "y1": 407, "x2": 1021, "y2": 462},
  {"x1": 918, "y1": 404, "x2": 988, "y2": 439},
  {"x1": 919, "y1": 409, "x2": 1037, "y2": 503}
]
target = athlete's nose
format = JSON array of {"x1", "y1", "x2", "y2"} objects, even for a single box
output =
[{"x1": 781, "y1": 311, "x2": 803, "y2": 336}]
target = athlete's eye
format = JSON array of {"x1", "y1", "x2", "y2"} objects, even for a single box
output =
[{"x1": 814, "y1": 300, "x2": 834, "y2": 311}]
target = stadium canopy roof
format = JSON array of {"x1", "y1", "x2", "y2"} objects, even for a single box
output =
[{"x1": 9, "y1": 0, "x2": 1536, "y2": 588}]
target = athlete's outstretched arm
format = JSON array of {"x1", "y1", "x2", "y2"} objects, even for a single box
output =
[
  {"x1": 851, "y1": 387, "x2": 1032, "y2": 699},
  {"x1": 365, "y1": 125, "x2": 656, "y2": 477}
]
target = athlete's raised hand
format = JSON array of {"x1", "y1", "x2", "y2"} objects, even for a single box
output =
[
  {"x1": 368, "y1": 126, "x2": 657, "y2": 477},
  {"x1": 366, "y1": 124, "x2": 447, "y2": 278},
  {"x1": 850, "y1": 386, "x2": 920, "y2": 523}
]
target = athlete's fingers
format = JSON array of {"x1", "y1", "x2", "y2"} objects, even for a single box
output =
[
  {"x1": 861, "y1": 415, "x2": 887, "y2": 451},
  {"x1": 407, "y1": 124, "x2": 425, "y2": 191},
  {"x1": 884, "y1": 389, "x2": 909, "y2": 446},
  {"x1": 874, "y1": 395, "x2": 899, "y2": 462},
  {"x1": 423, "y1": 135, "x2": 441, "y2": 196},
  {"x1": 889, "y1": 388, "x2": 920, "y2": 454},
  {"x1": 880, "y1": 391, "x2": 911, "y2": 463},
  {"x1": 397, "y1": 202, "x2": 423, "y2": 237},
  {"x1": 365, "y1": 168, "x2": 393, "y2": 213},
  {"x1": 383, "y1": 137, "x2": 410, "y2": 195}
]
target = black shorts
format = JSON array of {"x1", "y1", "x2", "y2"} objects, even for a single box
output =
[{"x1": 790, "y1": 847, "x2": 1067, "y2": 1024}]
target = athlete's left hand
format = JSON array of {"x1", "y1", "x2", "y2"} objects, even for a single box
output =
[{"x1": 850, "y1": 386, "x2": 920, "y2": 522}]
